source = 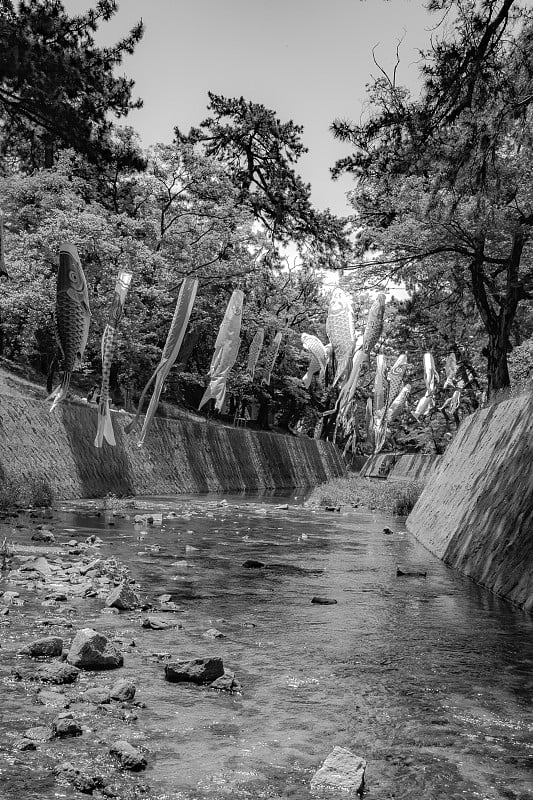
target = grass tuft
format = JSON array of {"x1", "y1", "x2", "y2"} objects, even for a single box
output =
[
  {"x1": 307, "y1": 476, "x2": 423, "y2": 517},
  {"x1": 0, "y1": 473, "x2": 55, "y2": 510}
]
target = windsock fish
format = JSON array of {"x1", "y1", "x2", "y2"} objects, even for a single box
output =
[
  {"x1": 126, "y1": 277, "x2": 198, "y2": 443},
  {"x1": 301, "y1": 333, "x2": 329, "y2": 389},
  {"x1": 49, "y1": 243, "x2": 91, "y2": 412},
  {"x1": 326, "y1": 287, "x2": 355, "y2": 385},
  {"x1": 246, "y1": 328, "x2": 264, "y2": 378},
  {"x1": 386, "y1": 354, "x2": 408, "y2": 406},
  {"x1": 373, "y1": 353, "x2": 387, "y2": 413},
  {"x1": 412, "y1": 352, "x2": 439, "y2": 419},
  {"x1": 387, "y1": 383, "x2": 411, "y2": 422},
  {"x1": 94, "y1": 271, "x2": 132, "y2": 448},
  {"x1": 338, "y1": 293, "x2": 386, "y2": 415},
  {"x1": 199, "y1": 289, "x2": 244, "y2": 411},
  {"x1": 443, "y1": 352, "x2": 458, "y2": 388},
  {"x1": 0, "y1": 210, "x2": 9, "y2": 278},
  {"x1": 261, "y1": 330, "x2": 283, "y2": 386}
]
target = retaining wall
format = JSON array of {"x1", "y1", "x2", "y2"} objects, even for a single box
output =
[
  {"x1": 407, "y1": 394, "x2": 533, "y2": 611},
  {"x1": 0, "y1": 396, "x2": 346, "y2": 499}
]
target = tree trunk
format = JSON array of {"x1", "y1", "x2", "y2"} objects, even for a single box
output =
[{"x1": 486, "y1": 331, "x2": 511, "y2": 396}]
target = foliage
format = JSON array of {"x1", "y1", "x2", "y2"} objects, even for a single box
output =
[
  {"x1": 332, "y1": 0, "x2": 533, "y2": 395},
  {"x1": 508, "y1": 338, "x2": 533, "y2": 386},
  {"x1": 306, "y1": 474, "x2": 423, "y2": 517},
  {"x1": 0, "y1": 471, "x2": 54, "y2": 508},
  {"x1": 176, "y1": 93, "x2": 352, "y2": 269},
  {"x1": 0, "y1": 0, "x2": 145, "y2": 171}
]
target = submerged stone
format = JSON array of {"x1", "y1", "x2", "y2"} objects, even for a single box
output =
[
  {"x1": 310, "y1": 746, "x2": 366, "y2": 793},
  {"x1": 109, "y1": 740, "x2": 147, "y2": 771},
  {"x1": 311, "y1": 596, "x2": 338, "y2": 605},
  {"x1": 19, "y1": 636, "x2": 63, "y2": 657},
  {"x1": 105, "y1": 581, "x2": 140, "y2": 610},
  {"x1": 13, "y1": 661, "x2": 80, "y2": 684},
  {"x1": 110, "y1": 678, "x2": 136, "y2": 702}
]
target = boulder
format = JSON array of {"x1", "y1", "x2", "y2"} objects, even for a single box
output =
[
  {"x1": 203, "y1": 628, "x2": 225, "y2": 639},
  {"x1": 165, "y1": 657, "x2": 224, "y2": 685},
  {"x1": 105, "y1": 582, "x2": 140, "y2": 611},
  {"x1": 310, "y1": 746, "x2": 366, "y2": 793},
  {"x1": 311, "y1": 596, "x2": 338, "y2": 605},
  {"x1": 19, "y1": 636, "x2": 63, "y2": 658},
  {"x1": 109, "y1": 740, "x2": 147, "y2": 771},
  {"x1": 66, "y1": 628, "x2": 123, "y2": 670},
  {"x1": 13, "y1": 738, "x2": 36, "y2": 751},
  {"x1": 23, "y1": 725, "x2": 54, "y2": 742},
  {"x1": 31, "y1": 530, "x2": 55, "y2": 542},
  {"x1": 110, "y1": 678, "x2": 136, "y2": 702},
  {"x1": 141, "y1": 615, "x2": 181, "y2": 630},
  {"x1": 242, "y1": 559, "x2": 265, "y2": 569},
  {"x1": 36, "y1": 688, "x2": 69, "y2": 708},
  {"x1": 209, "y1": 670, "x2": 242, "y2": 693}
]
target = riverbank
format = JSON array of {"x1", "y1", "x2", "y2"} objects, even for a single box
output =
[{"x1": 306, "y1": 474, "x2": 422, "y2": 516}]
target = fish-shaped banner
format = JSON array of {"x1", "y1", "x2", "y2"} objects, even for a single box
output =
[
  {"x1": 199, "y1": 289, "x2": 244, "y2": 411},
  {"x1": 261, "y1": 330, "x2": 283, "y2": 386},
  {"x1": 0, "y1": 210, "x2": 9, "y2": 278},
  {"x1": 373, "y1": 353, "x2": 407, "y2": 453},
  {"x1": 301, "y1": 333, "x2": 329, "y2": 389},
  {"x1": 443, "y1": 352, "x2": 458, "y2": 388},
  {"x1": 126, "y1": 277, "x2": 199, "y2": 444},
  {"x1": 387, "y1": 383, "x2": 411, "y2": 422},
  {"x1": 338, "y1": 293, "x2": 386, "y2": 418},
  {"x1": 326, "y1": 287, "x2": 355, "y2": 386},
  {"x1": 94, "y1": 270, "x2": 132, "y2": 448},
  {"x1": 413, "y1": 352, "x2": 439, "y2": 419},
  {"x1": 373, "y1": 353, "x2": 387, "y2": 413},
  {"x1": 49, "y1": 243, "x2": 91, "y2": 412},
  {"x1": 246, "y1": 328, "x2": 264, "y2": 379}
]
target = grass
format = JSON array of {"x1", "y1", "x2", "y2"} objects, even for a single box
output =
[
  {"x1": 306, "y1": 475, "x2": 423, "y2": 517},
  {"x1": 0, "y1": 473, "x2": 55, "y2": 510}
]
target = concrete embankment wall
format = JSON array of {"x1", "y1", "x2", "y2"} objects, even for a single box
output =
[
  {"x1": 0, "y1": 396, "x2": 346, "y2": 499},
  {"x1": 360, "y1": 453, "x2": 439, "y2": 482},
  {"x1": 407, "y1": 394, "x2": 533, "y2": 612}
]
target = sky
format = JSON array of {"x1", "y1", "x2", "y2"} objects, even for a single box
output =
[{"x1": 63, "y1": 0, "x2": 440, "y2": 217}]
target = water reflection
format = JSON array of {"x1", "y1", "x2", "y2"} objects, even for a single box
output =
[{"x1": 0, "y1": 494, "x2": 532, "y2": 800}]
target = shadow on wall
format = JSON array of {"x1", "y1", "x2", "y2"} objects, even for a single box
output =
[{"x1": 60, "y1": 404, "x2": 136, "y2": 497}]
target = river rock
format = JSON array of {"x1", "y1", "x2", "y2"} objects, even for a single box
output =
[
  {"x1": 31, "y1": 529, "x2": 55, "y2": 542},
  {"x1": 109, "y1": 740, "x2": 147, "y2": 771},
  {"x1": 19, "y1": 636, "x2": 63, "y2": 657},
  {"x1": 19, "y1": 556, "x2": 53, "y2": 576},
  {"x1": 14, "y1": 737, "x2": 36, "y2": 751},
  {"x1": 203, "y1": 628, "x2": 225, "y2": 639},
  {"x1": 242, "y1": 559, "x2": 265, "y2": 569},
  {"x1": 396, "y1": 565, "x2": 427, "y2": 578},
  {"x1": 37, "y1": 687, "x2": 69, "y2": 707},
  {"x1": 13, "y1": 661, "x2": 80, "y2": 684},
  {"x1": 54, "y1": 761, "x2": 103, "y2": 794},
  {"x1": 105, "y1": 581, "x2": 140, "y2": 611},
  {"x1": 52, "y1": 716, "x2": 83, "y2": 738},
  {"x1": 311, "y1": 596, "x2": 338, "y2": 605},
  {"x1": 81, "y1": 686, "x2": 111, "y2": 704},
  {"x1": 23, "y1": 725, "x2": 54, "y2": 742},
  {"x1": 66, "y1": 628, "x2": 124, "y2": 670},
  {"x1": 209, "y1": 670, "x2": 242, "y2": 693},
  {"x1": 165, "y1": 657, "x2": 224, "y2": 685},
  {"x1": 310, "y1": 746, "x2": 366, "y2": 793},
  {"x1": 110, "y1": 678, "x2": 136, "y2": 702},
  {"x1": 36, "y1": 616, "x2": 73, "y2": 627},
  {"x1": 2, "y1": 590, "x2": 20, "y2": 604},
  {"x1": 141, "y1": 615, "x2": 181, "y2": 630}
]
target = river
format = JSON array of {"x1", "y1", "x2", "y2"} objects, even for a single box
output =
[{"x1": 0, "y1": 494, "x2": 532, "y2": 800}]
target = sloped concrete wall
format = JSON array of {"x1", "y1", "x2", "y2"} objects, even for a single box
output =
[
  {"x1": 407, "y1": 394, "x2": 533, "y2": 611},
  {"x1": 0, "y1": 396, "x2": 346, "y2": 499},
  {"x1": 388, "y1": 454, "x2": 440, "y2": 483}
]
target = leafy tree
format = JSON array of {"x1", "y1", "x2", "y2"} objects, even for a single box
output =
[
  {"x1": 176, "y1": 93, "x2": 351, "y2": 270},
  {"x1": 0, "y1": 0, "x2": 144, "y2": 171},
  {"x1": 332, "y1": 0, "x2": 533, "y2": 395}
]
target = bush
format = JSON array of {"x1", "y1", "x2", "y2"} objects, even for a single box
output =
[
  {"x1": 0, "y1": 473, "x2": 54, "y2": 510},
  {"x1": 307, "y1": 476, "x2": 423, "y2": 517}
]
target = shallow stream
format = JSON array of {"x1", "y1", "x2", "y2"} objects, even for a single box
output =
[{"x1": 1, "y1": 494, "x2": 532, "y2": 799}]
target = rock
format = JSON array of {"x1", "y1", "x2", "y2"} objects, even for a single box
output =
[
  {"x1": 158, "y1": 593, "x2": 172, "y2": 603},
  {"x1": 324, "y1": 506, "x2": 341, "y2": 512},
  {"x1": 105, "y1": 581, "x2": 140, "y2": 611},
  {"x1": 80, "y1": 558, "x2": 100, "y2": 575},
  {"x1": 66, "y1": 628, "x2": 124, "y2": 670},
  {"x1": 37, "y1": 688, "x2": 69, "y2": 707},
  {"x1": 310, "y1": 746, "x2": 366, "y2": 793},
  {"x1": 209, "y1": 670, "x2": 242, "y2": 693},
  {"x1": 383, "y1": 527, "x2": 394, "y2": 535},
  {"x1": 19, "y1": 636, "x2": 63, "y2": 658},
  {"x1": 141, "y1": 615, "x2": 181, "y2": 630},
  {"x1": 19, "y1": 556, "x2": 53, "y2": 576},
  {"x1": 109, "y1": 740, "x2": 147, "y2": 771},
  {"x1": 23, "y1": 725, "x2": 54, "y2": 742},
  {"x1": 396, "y1": 565, "x2": 427, "y2": 578},
  {"x1": 14, "y1": 737, "x2": 36, "y2": 751},
  {"x1": 2, "y1": 590, "x2": 20, "y2": 604},
  {"x1": 54, "y1": 761, "x2": 103, "y2": 794},
  {"x1": 275, "y1": 503, "x2": 289, "y2": 510},
  {"x1": 13, "y1": 661, "x2": 80, "y2": 684},
  {"x1": 110, "y1": 678, "x2": 136, "y2": 702},
  {"x1": 31, "y1": 530, "x2": 55, "y2": 542},
  {"x1": 53, "y1": 717, "x2": 83, "y2": 738},
  {"x1": 101, "y1": 607, "x2": 120, "y2": 615},
  {"x1": 165, "y1": 657, "x2": 224, "y2": 685},
  {"x1": 81, "y1": 687, "x2": 111, "y2": 704},
  {"x1": 203, "y1": 628, "x2": 225, "y2": 639},
  {"x1": 311, "y1": 596, "x2": 338, "y2": 605},
  {"x1": 1, "y1": 607, "x2": 9, "y2": 616},
  {"x1": 36, "y1": 616, "x2": 72, "y2": 627},
  {"x1": 242, "y1": 559, "x2": 265, "y2": 569}
]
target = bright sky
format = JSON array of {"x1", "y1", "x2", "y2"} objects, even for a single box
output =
[{"x1": 63, "y1": 0, "x2": 439, "y2": 216}]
